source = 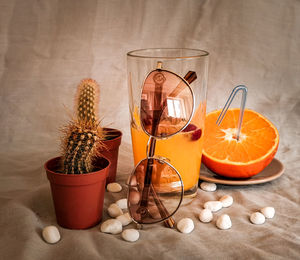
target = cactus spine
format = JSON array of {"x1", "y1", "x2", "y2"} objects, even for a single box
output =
[{"x1": 62, "y1": 79, "x2": 104, "y2": 174}]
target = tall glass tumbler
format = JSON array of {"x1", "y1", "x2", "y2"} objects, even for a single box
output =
[{"x1": 127, "y1": 48, "x2": 209, "y2": 198}]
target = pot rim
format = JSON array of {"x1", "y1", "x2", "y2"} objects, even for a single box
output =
[
  {"x1": 44, "y1": 157, "x2": 110, "y2": 186},
  {"x1": 102, "y1": 128, "x2": 122, "y2": 148},
  {"x1": 103, "y1": 127, "x2": 122, "y2": 138},
  {"x1": 45, "y1": 156, "x2": 110, "y2": 176}
]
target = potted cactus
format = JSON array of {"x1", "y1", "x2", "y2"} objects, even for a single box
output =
[
  {"x1": 75, "y1": 79, "x2": 122, "y2": 184},
  {"x1": 44, "y1": 79, "x2": 121, "y2": 229}
]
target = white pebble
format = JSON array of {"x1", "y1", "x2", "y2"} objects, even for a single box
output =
[
  {"x1": 200, "y1": 182, "x2": 217, "y2": 192},
  {"x1": 250, "y1": 212, "x2": 265, "y2": 225},
  {"x1": 42, "y1": 226, "x2": 61, "y2": 244},
  {"x1": 260, "y1": 207, "x2": 275, "y2": 219},
  {"x1": 204, "y1": 201, "x2": 223, "y2": 212},
  {"x1": 199, "y1": 209, "x2": 213, "y2": 223},
  {"x1": 116, "y1": 198, "x2": 128, "y2": 210},
  {"x1": 116, "y1": 213, "x2": 132, "y2": 226},
  {"x1": 107, "y1": 182, "x2": 122, "y2": 192},
  {"x1": 219, "y1": 195, "x2": 233, "y2": 208},
  {"x1": 107, "y1": 203, "x2": 123, "y2": 218},
  {"x1": 100, "y1": 219, "x2": 122, "y2": 234},
  {"x1": 216, "y1": 214, "x2": 232, "y2": 230},
  {"x1": 177, "y1": 218, "x2": 194, "y2": 234},
  {"x1": 121, "y1": 229, "x2": 139, "y2": 242}
]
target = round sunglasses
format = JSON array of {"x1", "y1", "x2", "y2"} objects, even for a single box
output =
[{"x1": 127, "y1": 62, "x2": 197, "y2": 228}]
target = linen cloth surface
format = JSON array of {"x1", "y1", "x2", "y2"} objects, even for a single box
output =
[{"x1": 0, "y1": 0, "x2": 299, "y2": 259}]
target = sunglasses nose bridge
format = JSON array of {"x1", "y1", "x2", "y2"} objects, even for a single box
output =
[
  {"x1": 146, "y1": 136, "x2": 157, "y2": 158},
  {"x1": 145, "y1": 136, "x2": 151, "y2": 157}
]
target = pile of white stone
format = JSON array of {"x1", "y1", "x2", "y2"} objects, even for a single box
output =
[
  {"x1": 176, "y1": 181, "x2": 275, "y2": 234},
  {"x1": 41, "y1": 181, "x2": 276, "y2": 243},
  {"x1": 101, "y1": 182, "x2": 139, "y2": 242}
]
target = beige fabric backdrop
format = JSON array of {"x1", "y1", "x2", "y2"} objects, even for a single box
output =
[{"x1": 0, "y1": 0, "x2": 299, "y2": 259}]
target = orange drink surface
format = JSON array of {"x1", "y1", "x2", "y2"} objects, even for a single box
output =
[{"x1": 130, "y1": 104, "x2": 205, "y2": 191}]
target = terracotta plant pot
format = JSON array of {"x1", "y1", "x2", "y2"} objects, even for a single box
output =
[
  {"x1": 99, "y1": 128, "x2": 122, "y2": 184},
  {"x1": 44, "y1": 156, "x2": 110, "y2": 229}
]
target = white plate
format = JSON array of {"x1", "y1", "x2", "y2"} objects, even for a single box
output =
[{"x1": 199, "y1": 158, "x2": 284, "y2": 185}]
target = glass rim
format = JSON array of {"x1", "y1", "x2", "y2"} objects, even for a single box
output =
[{"x1": 127, "y1": 48, "x2": 209, "y2": 60}]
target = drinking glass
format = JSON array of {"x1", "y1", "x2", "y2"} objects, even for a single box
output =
[{"x1": 127, "y1": 48, "x2": 209, "y2": 198}]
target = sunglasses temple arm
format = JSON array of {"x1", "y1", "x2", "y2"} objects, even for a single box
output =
[
  {"x1": 168, "y1": 71, "x2": 197, "y2": 99},
  {"x1": 140, "y1": 77, "x2": 165, "y2": 212},
  {"x1": 150, "y1": 185, "x2": 176, "y2": 228},
  {"x1": 139, "y1": 137, "x2": 157, "y2": 210},
  {"x1": 184, "y1": 71, "x2": 197, "y2": 84}
]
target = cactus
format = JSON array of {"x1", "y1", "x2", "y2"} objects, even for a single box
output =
[
  {"x1": 61, "y1": 121, "x2": 103, "y2": 174},
  {"x1": 76, "y1": 78, "x2": 99, "y2": 126},
  {"x1": 61, "y1": 78, "x2": 104, "y2": 174}
]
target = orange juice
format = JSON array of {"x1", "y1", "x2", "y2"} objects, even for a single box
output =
[{"x1": 130, "y1": 104, "x2": 205, "y2": 192}]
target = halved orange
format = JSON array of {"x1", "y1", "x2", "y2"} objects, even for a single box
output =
[{"x1": 202, "y1": 108, "x2": 279, "y2": 178}]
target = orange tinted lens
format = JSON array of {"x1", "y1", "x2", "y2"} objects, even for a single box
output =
[
  {"x1": 141, "y1": 70, "x2": 193, "y2": 138},
  {"x1": 127, "y1": 158, "x2": 183, "y2": 224}
]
